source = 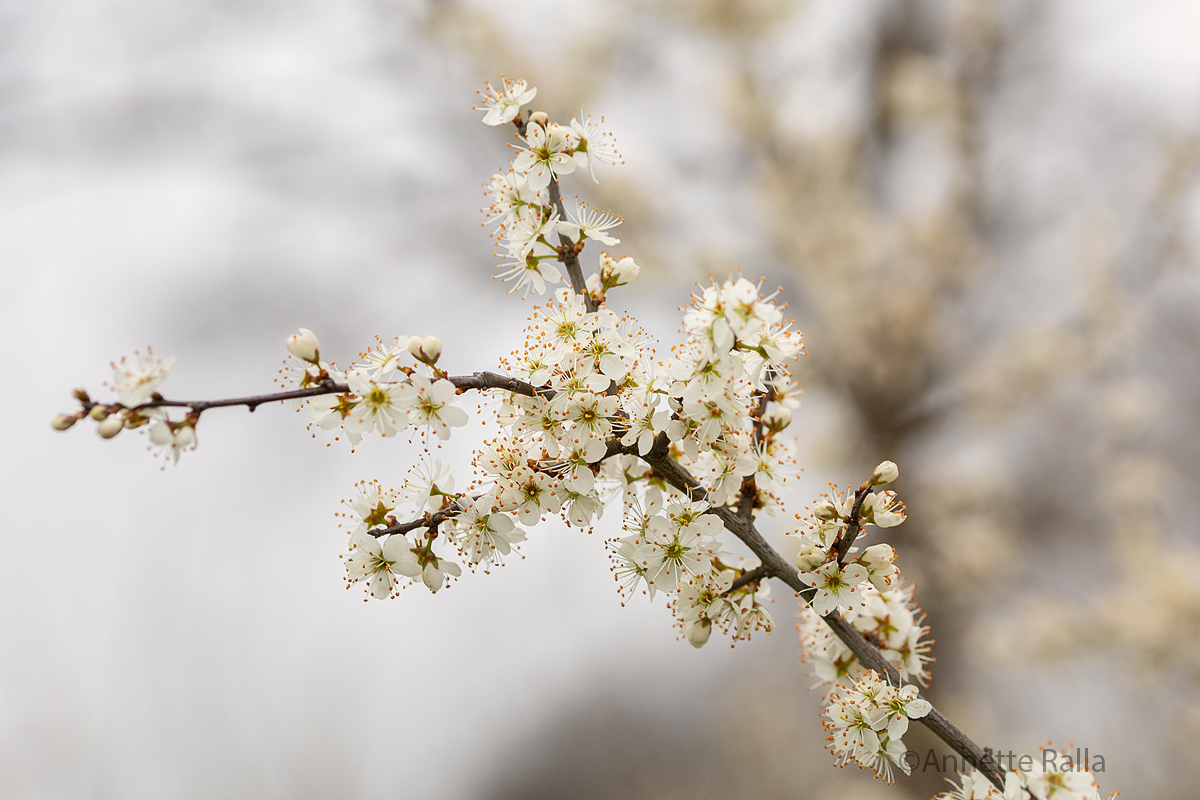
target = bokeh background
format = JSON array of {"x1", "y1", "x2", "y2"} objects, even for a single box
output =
[{"x1": 3, "y1": 0, "x2": 1200, "y2": 797}]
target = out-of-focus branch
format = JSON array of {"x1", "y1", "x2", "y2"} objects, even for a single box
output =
[{"x1": 636, "y1": 433, "x2": 1005, "y2": 790}]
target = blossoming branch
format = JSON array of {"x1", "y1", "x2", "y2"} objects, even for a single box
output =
[{"x1": 54, "y1": 74, "x2": 1112, "y2": 800}]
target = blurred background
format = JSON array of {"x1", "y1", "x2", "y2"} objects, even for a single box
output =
[{"x1": 3, "y1": 0, "x2": 1199, "y2": 797}]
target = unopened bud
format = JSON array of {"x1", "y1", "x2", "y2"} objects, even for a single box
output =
[
  {"x1": 599, "y1": 252, "x2": 641, "y2": 288},
  {"x1": 96, "y1": 414, "x2": 124, "y2": 439},
  {"x1": 860, "y1": 543, "x2": 895, "y2": 569},
  {"x1": 612, "y1": 256, "x2": 640, "y2": 286},
  {"x1": 150, "y1": 421, "x2": 173, "y2": 446},
  {"x1": 761, "y1": 406, "x2": 792, "y2": 432},
  {"x1": 686, "y1": 618, "x2": 712, "y2": 648},
  {"x1": 286, "y1": 328, "x2": 321, "y2": 364},
  {"x1": 51, "y1": 414, "x2": 77, "y2": 431},
  {"x1": 871, "y1": 460, "x2": 899, "y2": 486},
  {"x1": 408, "y1": 336, "x2": 443, "y2": 365},
  {"x1": 813, "y1": 499, "x2": 839, "y2": 521},
  {"x1": 860, "y1": 543, "x2": 899, "y2": 590},
  {"x1": 527, "y1": 111, "x2": 548, "y2": 128},
  {"x1": 72, "y1": 388, "x2": 91, "y2": 403},
  {"x1": 173, "y1": 425, "x2": 195, "y2": 447},
  {"x1": 585, "y1": 272, "x2": 605, "y2": 304},
  {"x1": 795, "y1": 543, "x2": 827, "y2": 573},
  {"x1": 88, "y1": 405, "x2": 109, "y2": 422}
]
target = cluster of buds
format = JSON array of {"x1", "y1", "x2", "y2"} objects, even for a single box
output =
[
  {"x1": 793, "y1": 462, "x2": 908, "y2": 618},
  {"x1": 52, "y1": 351, "x2": 197, "y2": 463},
  {"x1": 824, "y1": 669, "x2": 931, "y2": 782},
  {"x1": 585, "y1": 251, "x2": 641, "y2": 304}
]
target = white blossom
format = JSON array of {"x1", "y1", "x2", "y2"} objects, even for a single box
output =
[
  {"x1": 402, "y1": 375, "x2": 468, "y2": 440},
  {"x1": 512, "y1": 122, "x2": 576, "y2": 190},
  {"x1": 474, "y1": 76, "x2": 536, "y2": 126},
  {"x1": 800, "y1": 561, "x2": 868, "y2": 617},
  {"x1": 344, "y1": 530, "x2": 421, "y2": 599},
  {"x1": 111, "y1": 350, "x2": 175, "y2": 407}
]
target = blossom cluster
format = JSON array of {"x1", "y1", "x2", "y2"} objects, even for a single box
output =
[
  {"x1": 789, "y1": 465, "x2": 939, "y2": 780},
  {"x1": 799, "y1": 580, "x2": 931, "y2": 686},
  {"x1": 937, "y1": 764, "x2": 1104, "y2": 799},
  {"x1": 51, "y1": 350, "x2": 197, "y2": 464},
  {"x1": 479, "y1": 81, "x2": 621, "y2": 298},
  {"x1": 298, "y1": 333, "x2": 469, "y2": 446},
  {"x1": 793, "y1": 468, "x2": 929, "y2": 683},
  {"x1": 52, "y1": 75, "x2": 1116, "y2": 800},
  {"x1": 824, "y1": 669, "x2": 931, "y2": 782},
  {"x1": 250, "y1": 79, "x2": 800, "y2": 612}
]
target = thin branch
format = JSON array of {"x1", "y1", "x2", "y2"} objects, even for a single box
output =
[
  {"x1": 548, "y1": 180, "x2": 598, "y2": 313},
  {"x1": 726, "y1": 564, "x2": 769, "y2": 594},
  {"x1": 449, "y1": 371, "x2": 545, "y2": 397},
  {"x1": 636, "y1": 434, "x2": 1006, "y2": 790},
  {"x1": 370, "y1": 504, "x2": 464, "y2": 539},
  {"x1": 737, "y1": 391, "x2": 771, "y2": 519},
  {"x1": 102, "y1": 371, "x2": 543, "y2": 418},
  {"x1": 136, "y1": 382, "x2": 349, "y2": 413},
  {"x1": 834, "y1": 481, "x2": 874, "y2": 565},
  {"x1": 507, "y1": 115, "x2": 594, "y2": 313}
]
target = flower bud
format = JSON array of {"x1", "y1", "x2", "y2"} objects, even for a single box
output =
[
  {"x1": 72, "y1": 387, "x2": 91, "y2": 403},
  {"x1": 408, "y1": 336, "x2": 443, "y2": 365},
  {"x1": 813, "y1": 499, "x2": 839, "y2": 521},
  {"x1": 96, "y1": 414, "x2": 124, "y2": 439},
  {"x1": 795, "y1": 543, "x2": 827, "y2": 573},
  {"x1": 150, "y1": 421, "x2": 173, "y2": 445},
  {"x1": 686, "y1": 618, "x2": 712, "y2": 648},
  {"x1": 173, "y1": 425, "x2": 195, "y2": 447},
  {"x1": 611, "y1": 256, "x2": 640, "y2": 286},
  {"x1": 527, "y1": 111, "x2": 548, "y2": 128},
  {"x1": 871, "y1": 460, "x2": 899, "y2": 486},
  {"x1": 88, "y1": 405, "x2": 109, "y2": 422},
  {"x1": 761, "y1": 406, "x2": 792, "y2": 432},
  {"x1": 51, "y1": 414, "x2": 77, "y2": 431},
  {"x1": 599, "y1": 252, "x2": 618, "y2": 281},
  {"x1": 860, "y1": 543, "x2": 898, "y2": 591},
  {"x1": 286, "y1": 328, "x2": 321, "y2": 364},
  {"x1": 585, "y1": 272, "x2": 605, "y2": 304},
  {"x1": 599, "y1": 253, "x2": 641, "y2": 288},
  {"x1": 859, "y1": 492, "x2": 876, "y2": 519},
  {"x1": 860, "y1": 543, "x2": 895, "y2": 570}
]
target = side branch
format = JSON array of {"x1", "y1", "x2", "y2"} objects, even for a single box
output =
[
  {"x1": 636, "y1": 435, "x2": 1005, "y2": 790},
  {"x1": 105, "y1": 372, "x2": 542, "y2": 417},
  {"x1": 834, "y1": 481, "x2": 873, "y2": 565},
  {"x1": 370, "y1": 504, "x2": 464, "y2": 539},
  {"x1": 548, "y1": 181, "x2": 598, "y2": 313}
]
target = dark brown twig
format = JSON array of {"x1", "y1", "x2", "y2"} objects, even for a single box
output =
[
  {"x1": 834, "y1": 482, "x2": 874, "y2": 565},
  {"x1": 103, "y1": 371, "x2": 542, "y2": 418},
  {"x1": 725, "y1": 564, "x2": 769, "y2": 594}
]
